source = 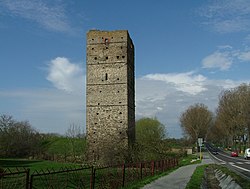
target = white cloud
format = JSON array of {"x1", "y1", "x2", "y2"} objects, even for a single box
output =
[
  {"x1": 238, "y1": 51, "x2": 250, "y2": 61},
  {"x1": 201, "y1": 47, "x2": 250, "y2": 71},
  {"x1": 136, "y1": 74, "x2": 249, "y2": 138},
  {"x1": 0, "y1": 0, "x2": 72, "y2": 33},
  {"x1": 47, "y1": 57, "x2": 84, "y2": 94},
  {"x1": 142, "y1": 72, "x2": 207, "y2": 95},
  {"x1": 198, "y1": 0, "x2": 250, "y2": 33},
  {"x1": 0, "y1": 57, "x2": 86, "y2": 134},
  {"x1": 202, "y1": 51, "x2": 233, "y2": 70}
]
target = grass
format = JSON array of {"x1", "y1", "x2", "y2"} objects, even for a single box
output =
[
  {"x1": 0, "y1": 158, "x2": 91, "y2": 188},
  {"x1": 0, "y1": 158, "x2": 81, "y2": 173},
  {"x1": 179, "y1": 154, "x2": 201, "y2": 166},
  {"x1": 0, "y1": 154, "x2": 201, "y2": 189},
  {"x1": 185, "y1": 164, "x2": 208, "y2": 189}
]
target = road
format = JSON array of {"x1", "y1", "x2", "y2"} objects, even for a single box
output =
[{"x1": 206, "y1": 143, "x2": 250, "y2": 180}]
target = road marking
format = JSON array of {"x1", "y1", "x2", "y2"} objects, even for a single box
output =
[
  {"x1": 231, "y1": 164, "x2": 250, "y2": 173},
  {"x1": 228, "y1": 162, "x2": 234, "y2": 165},
  {"x1": 245, "y1": 162, "x2": 250, "y2": 164},
  {"x1": 236, "y1": 162, "x2": 243, "y2": 164},
  {"x1": 208, "y1": 151, "x2": 226, "y2": 164}
]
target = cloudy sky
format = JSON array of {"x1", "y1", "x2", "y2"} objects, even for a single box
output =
[{"x1": 1, "y1": 0, "x2": 250, "y2": 138}]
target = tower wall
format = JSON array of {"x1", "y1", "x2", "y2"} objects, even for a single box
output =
[{"x1": 86, "y1": 30, "x2": 135, "y2": 162}]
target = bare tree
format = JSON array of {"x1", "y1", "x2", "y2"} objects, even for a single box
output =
[
  {"x1": 0, "y1": 114, "x2": 41, "y2": 158},
  {"x1": 180, "y1": 103, "x2": 213, "y2": 144},
  {"x1": 66, "y1": 124, "x2": 86, "y2": 162},
  {"x1": 216, "y1": 84, "x2": 250, "y2": 150}
]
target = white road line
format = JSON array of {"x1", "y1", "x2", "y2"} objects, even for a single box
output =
[
  {"x1": 229, "y1": 162, "x2": 234, "y2": 165},
  {"x1": 213, "y1": 151, "x2": 249, "y2": 163},
  {"x1": 231, "y1": 164, "x2": 250, "y2": 173},
  {"x1": 208, "y1": 151, "x2": 226, "y2": 164},
  {"x1": 236, "y1": 162, "x2": 243, "y2": 164}
]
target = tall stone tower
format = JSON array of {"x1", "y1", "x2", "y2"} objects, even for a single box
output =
[{"x1": 86, "y1": 30, "x2": 135, "y2": 162}]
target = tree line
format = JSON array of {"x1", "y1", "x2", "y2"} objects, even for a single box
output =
[
  {"x1": 0, "y1": 114, "x2": 86, "y2": 162},
  {"x1": 0, "y1": 114, "x2": 186, "y2": 163},
  {"x1": 180, "y1": 83, "x2": 250, "y2": 152}
]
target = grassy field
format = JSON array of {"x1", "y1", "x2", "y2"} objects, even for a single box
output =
[
  {"x1": 0, "y1": 158, "x2": 81, "y2": 173},
  {"x1": 1, "y1": 154, "x2": 200, "y2": 189},
  {"x1": 0, "y1": 158, "x2": 91, "y2": 189}
]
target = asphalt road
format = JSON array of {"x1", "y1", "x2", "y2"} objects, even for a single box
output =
[{"x1": 206, "y1": 144, "x2": 250, "y2": 180}]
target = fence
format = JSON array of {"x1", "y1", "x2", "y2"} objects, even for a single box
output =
[
  {"x1": 93, "y1": 158, "x2": 178, "y2": 188},
  {"x1": 29, "y1": 166, "x2": 92, "y2": 189},
  {"x1": 0, "y1": 168, "x2": 30, "y2": 189},
  {"x1": 0, "y1": 158, "x2": 178, "y2": 189}
]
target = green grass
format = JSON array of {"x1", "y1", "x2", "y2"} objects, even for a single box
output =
[
  {"x1": 0, "y1": 158, "x2": 80, "y2": 173},
  {"x1": 0, "y1": 158, "x2": 90, "y2": 188},
  {"x1": 1, "y1": 154, "x2": 201, "y2": 189},
  {"x1": 179, "y1": 154, "x2": 201, "y2": 166},
  {"x1": 185, "y1": 164, "x2": 208, "y2": 189}
]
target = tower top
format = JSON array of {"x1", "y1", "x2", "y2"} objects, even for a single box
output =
[{"x1": 87, "y1": 30, "x2": 134, "y2": 47}]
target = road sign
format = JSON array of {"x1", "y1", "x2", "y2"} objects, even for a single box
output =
[{"x1": 198, "y1": 138, "x2": 203, "y2": 147}]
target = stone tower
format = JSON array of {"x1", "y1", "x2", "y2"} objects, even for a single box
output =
[{"x1": 86, "y1": 30, "x2": 135, "y2": 162}]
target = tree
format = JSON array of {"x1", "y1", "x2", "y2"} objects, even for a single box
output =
[
  {"x1": 180, "y1": 103, "x2": 213, "y2": 144},
  {"x1": 0, "y1": 114, "x2": 42, "y2": 158},
  {"x1": 136, "y1": 117, "x2": 165, "y2": 144},
  {"x1": 237, "y1": 84, "x2": 250, "y2": 147},
  {"x1": 135, "y1": 117, "x2": 167, "y2": 160},
  {"x1": 0, "y1": 114, "x2": 14, "y2": 132},
  {"x1": 0, "y1": 114, "x2": 14, "y2": 156},
  {"x1": 215, "y1": 84, "x2": 250, "y2": 150},
  {"x1": 66, "y1": 124, "x2": 86, "y2": 162}
]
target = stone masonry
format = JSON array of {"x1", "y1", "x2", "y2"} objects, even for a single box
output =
[{"x1": 86, "y1": 30, "x2": 135, "y2": 162}]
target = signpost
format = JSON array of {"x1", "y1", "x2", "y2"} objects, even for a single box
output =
[{"x1": 198, "y1": 138, "x2": 203, "y2": 160}]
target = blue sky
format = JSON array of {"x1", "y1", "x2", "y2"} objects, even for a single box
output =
[{"x1": 1, "y1": 0, "x2": 250, "y2": 138}]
